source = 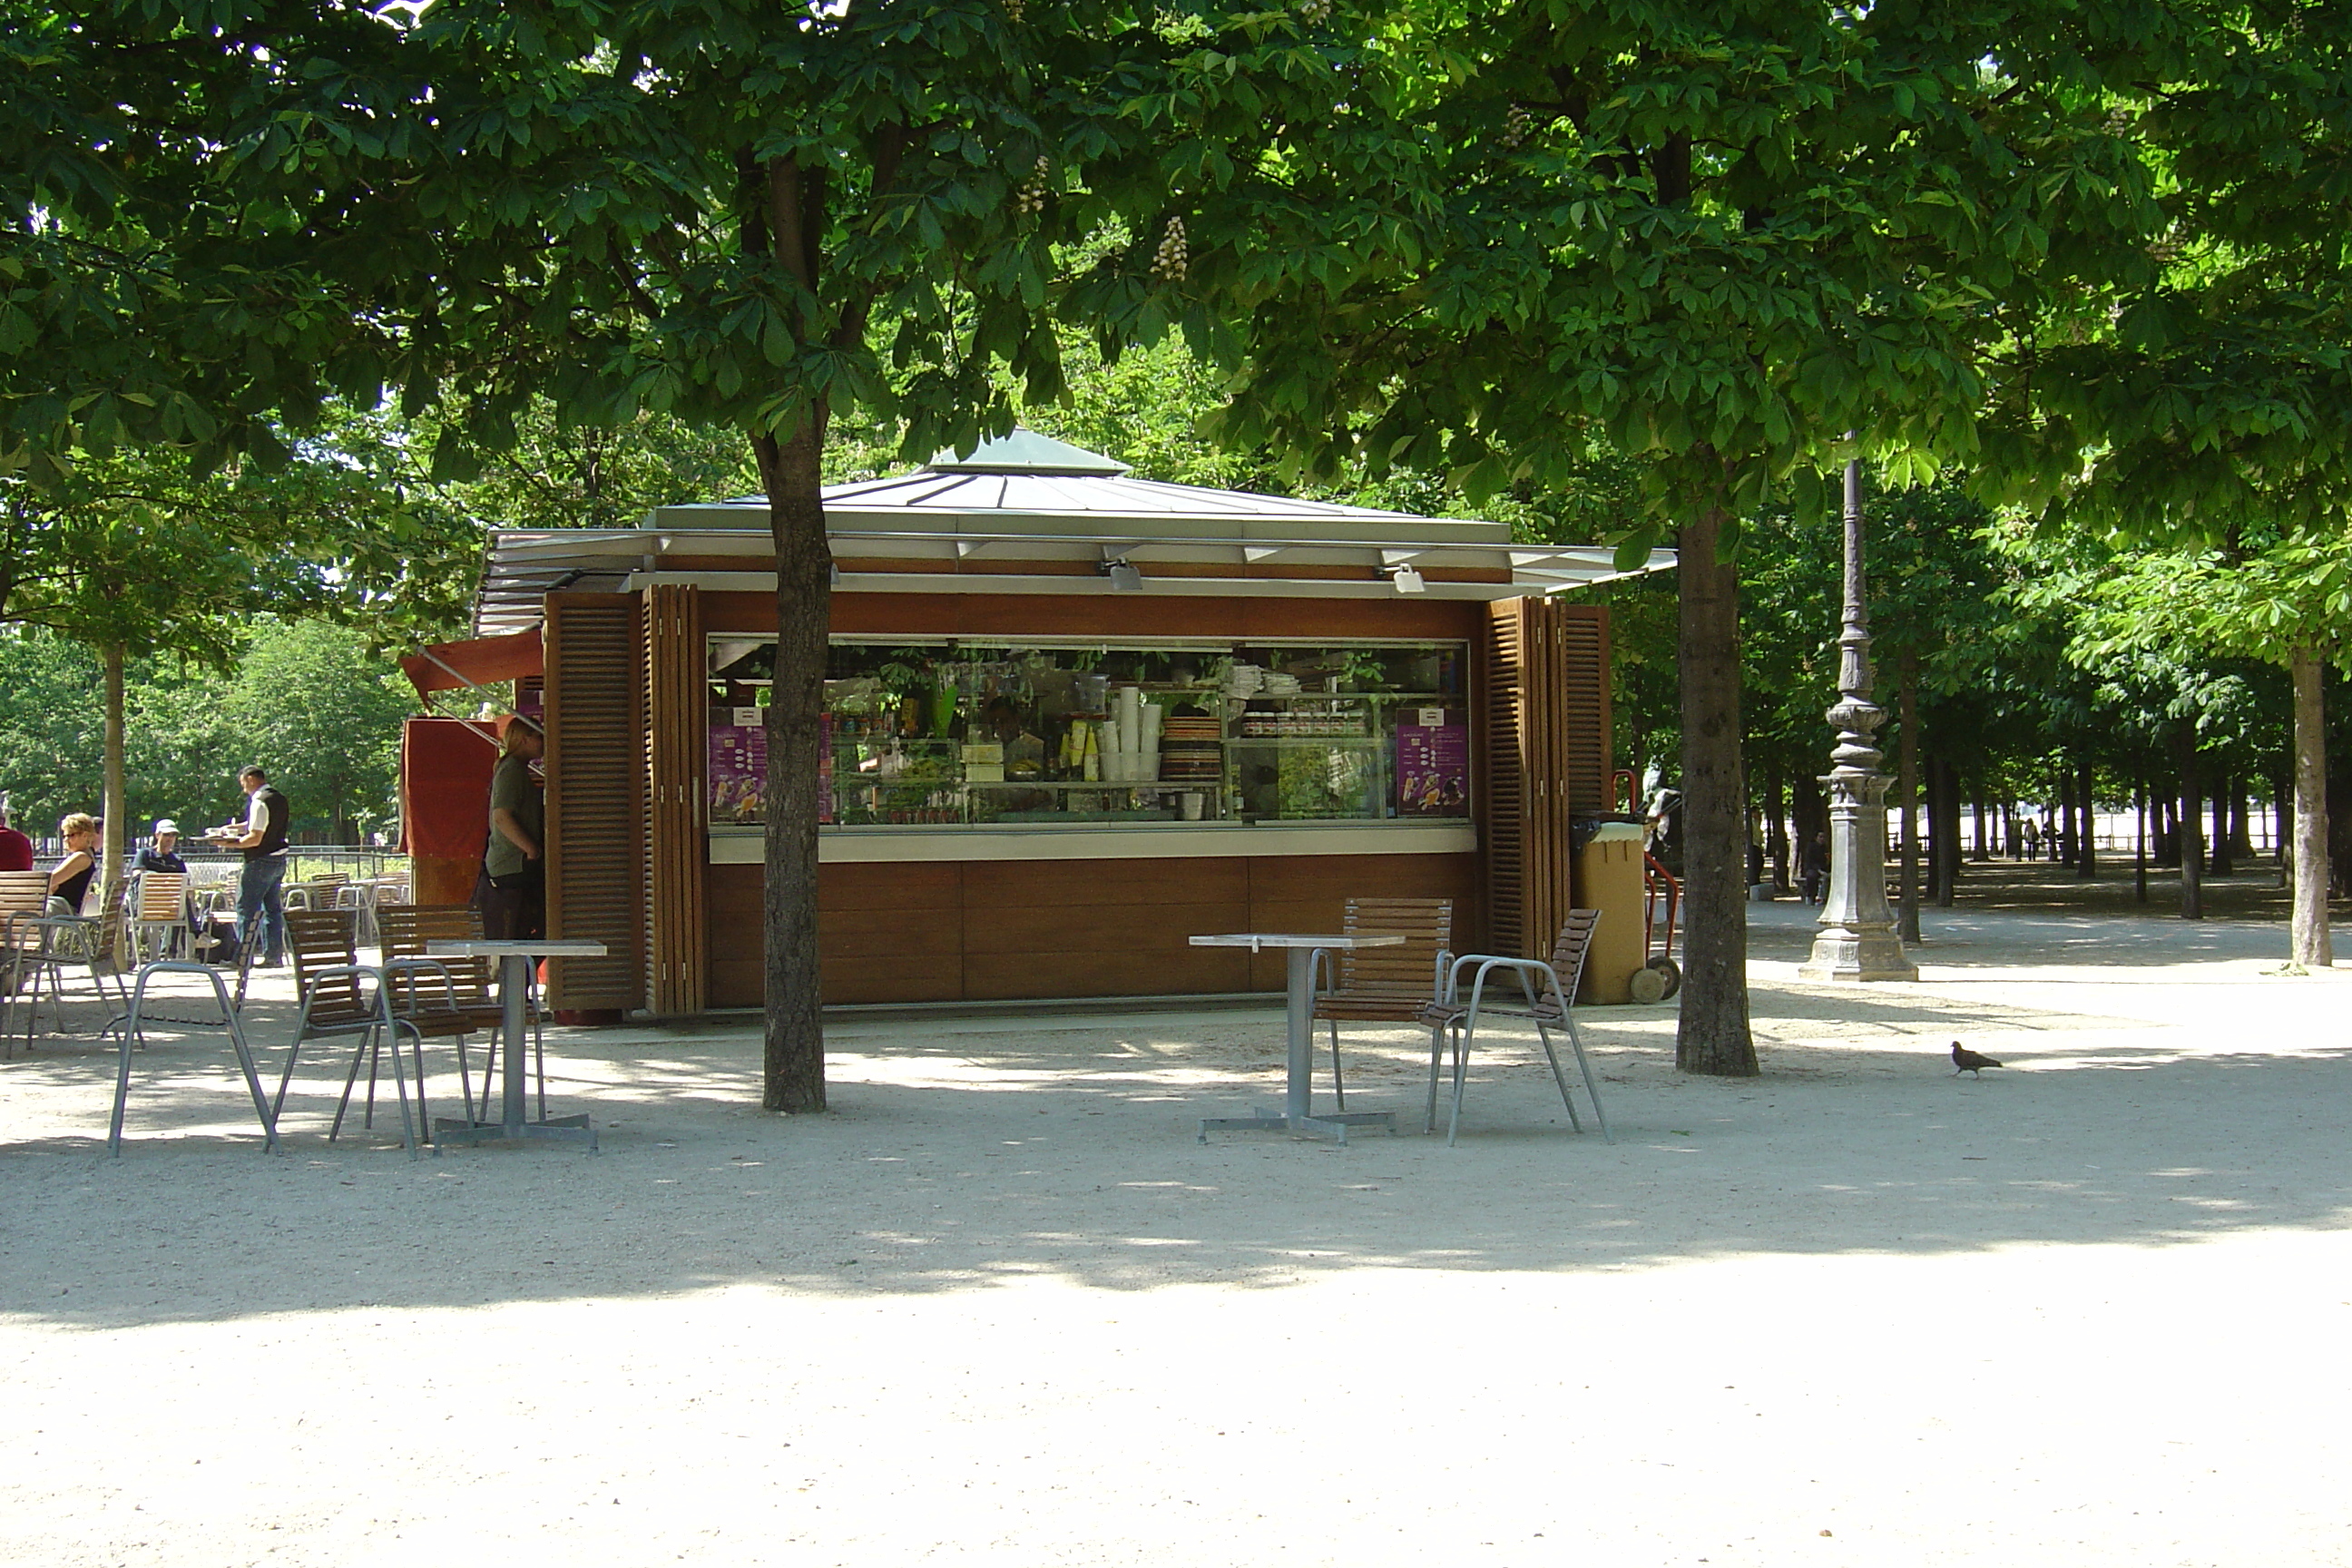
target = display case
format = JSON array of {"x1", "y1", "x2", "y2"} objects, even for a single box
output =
[{"x1": 705, "y1": 638, "x2": 1473, "y2": 836}]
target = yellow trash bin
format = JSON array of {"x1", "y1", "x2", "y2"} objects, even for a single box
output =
[{"x1": 1573, "y1": 821, "x2": 1650, "y2": 1004}]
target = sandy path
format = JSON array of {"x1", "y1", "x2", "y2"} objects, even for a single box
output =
[{"x1": 4, "y1": 902, "x2": 2348, "y2": 1565}]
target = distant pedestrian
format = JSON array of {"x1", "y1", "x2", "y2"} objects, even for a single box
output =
[
  {"x1": 1800, "y1": 828, "x2": 1830, "y2": 906},
  {"x1": 0, "y1": 795, "x2": 31, "y2": 873},
  {"x1": 211, "y1": 767, "x2": 290, "y2": 966},
  {"x1": 475, "y1": 717, "x2": 545, "y2": 941}
]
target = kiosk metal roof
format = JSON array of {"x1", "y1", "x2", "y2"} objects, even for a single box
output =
[{"x1": 472, "y1": 430, "x2": 1674, "y2": 636}]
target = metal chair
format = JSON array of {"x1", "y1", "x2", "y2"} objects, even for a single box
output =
[
  {"x1": 377, "y1": 903, "x2": 545, "y2": 1119},
  {"x1": 269, "y1": 909, "x2": 423, "y2": 1160},
  {"x1": 104, "y1": 961, "x2": 279, "y2": 1156},
  {"x1": 9, "y1": 879, "x2": 135, "y2": 1057},
  {"x1": 1309, "y1": 897, "x2": 1453, "y2": 1110},
  {"x1": 0, "y1": 870, "x2": 53, "y2": 1057},
  {"x1": 1420, "y1": 909, "x2": 1613, "y2": 1146}
]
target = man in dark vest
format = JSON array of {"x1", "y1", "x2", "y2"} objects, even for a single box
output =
[{"x1": 215, "y1": 765, "x2": 291, "y2": 966}]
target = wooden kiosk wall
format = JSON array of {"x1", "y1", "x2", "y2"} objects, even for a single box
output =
[{"x1": 545, "y1": 584, "x2": 1611, "y2": 1014}]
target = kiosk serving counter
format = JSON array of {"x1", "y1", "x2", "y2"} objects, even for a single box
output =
[{"x1": 471, "y1": 431, "x2": 1668, "y2": 1014}]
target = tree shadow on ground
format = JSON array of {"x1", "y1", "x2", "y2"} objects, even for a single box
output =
[{"x1": 5, "y1": 959, "x2": 2347, "y2": 1330}]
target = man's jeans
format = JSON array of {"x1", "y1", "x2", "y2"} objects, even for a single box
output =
[{"x1": 238, "y1": 854, "x2": 288, "y2": 964}]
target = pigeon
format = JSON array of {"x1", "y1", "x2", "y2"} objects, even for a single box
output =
[{"x1": 1951, "y1": 1041, "x2": 2004, "y2": 1077}]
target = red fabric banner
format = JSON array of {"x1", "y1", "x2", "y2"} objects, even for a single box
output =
[{"x1": 400, "y1": 717, "x2": 501, "y2": 859}]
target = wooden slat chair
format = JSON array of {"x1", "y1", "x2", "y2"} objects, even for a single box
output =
[
  {"x1": 374, "y1": 903, "x2": 496, "y2": 1128},
  {"x1": 131, "y1": 871, "x2": 192, "y2": 961},
  {"x1": 1310, "y1": 897, "x2": 1454, "y2": 1111},
  {"x1": 268, "y1": 909, "x2": 422, "y2": 1159},
  {"x1": 1420, "y1": 908, "x2": 1613, "y2": 1146},
  {"x1": 9, "y1": 878, "x2": 136, "y2": 1056},
  {"x1": 377, "y1": 903, "x2": 546, "y2": 1120},
  {"x1": 0, "y1": 867, "x2": 49, "y2": 997}
]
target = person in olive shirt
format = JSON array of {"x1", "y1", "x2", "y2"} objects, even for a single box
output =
[{"x1": 478, "y1": 717, "x2": 545, "y2": 940}]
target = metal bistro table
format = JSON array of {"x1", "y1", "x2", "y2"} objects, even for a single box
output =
[
  {"x1": 425, "y1": 939, "x2": 605, "y2": 1152},
  {"x1": 1191, "y1": 932, "x2": 1405, "y2": 1145}
]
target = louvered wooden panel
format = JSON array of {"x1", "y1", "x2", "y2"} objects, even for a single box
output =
[
  {"x1": 544, "y1": 593, "x2": 644, "y2": 1011},
  {"x1": 1556, "y1": 603, "x2": 1613, "y2": 817},
  {"x1": 1485, "y1": 598, "x2": 1612, "y2": 960},
  {"x1": 1481, "y1": 600, "x2": 1531, "y2": 957},
  {"x1": 642, "y1": 584, "x2": 707, "y2": 1016}
]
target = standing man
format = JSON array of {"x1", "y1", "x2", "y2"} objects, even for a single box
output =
[
  {"x1": 478, "y1": 718, "x2": 544, "y2": 940},
  {"x1": 214, "y1": 767, "x2": 290, "y2": 966},
  {"x1": 0, "y1": 795, "x2": 31, "y2": 873}
]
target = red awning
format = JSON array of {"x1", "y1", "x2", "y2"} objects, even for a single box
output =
[{"x1": 400, "y1": 628, "x2": 544, "y2": 703}]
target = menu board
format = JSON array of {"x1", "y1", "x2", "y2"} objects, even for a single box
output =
[
  {"x1": 709, "y1": 707, "x2": 767, "y2": 823},
  {"x1": 1396, "y1": 709, "x2": 1469, "y2": 817},
  {"x1": 706, "y1": 710, "x2": 833, "y2": 823}
]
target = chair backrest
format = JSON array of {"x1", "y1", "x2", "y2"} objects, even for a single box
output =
[
  {"x1": 377, "y1": 903, "x2": 494, "y2": 1004},
  {"x1": 135, "y1": 871, "x2": 189, "y2": 922},
  {"x1": 0, "y1": 869, "x2": 46, "y2": 947},
  {"x1": 1545, "y1": 908, "x2": 1602, "y2": 1001},
  {"x1": 1337, "y1": 897, "x2": 1454, "y2": 1000},
  {"x1": 287, "y1": 908, "x2": 371, "y2": 1025}
]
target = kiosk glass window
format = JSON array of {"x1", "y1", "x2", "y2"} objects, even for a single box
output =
[{"x1": 706, "y1": 639, "x2": 1471, "y2": 828}]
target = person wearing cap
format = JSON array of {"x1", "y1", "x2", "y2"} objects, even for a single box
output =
[
  {"x1": 135, "y1": 819, "x2": 189, "y2": 876},
  {"x1": 0, "y1": 795, "x2": 31, "y2": 874},
  {"x1": 475, "y1": 716, "x2": 545, "y2": 940}
]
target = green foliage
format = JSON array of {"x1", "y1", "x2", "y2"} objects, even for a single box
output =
[{"x1": 0, "y1": 620, "x2": 407, "y2": 841}]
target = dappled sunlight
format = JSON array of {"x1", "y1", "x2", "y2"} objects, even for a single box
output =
[{"x1": 5, "y1": 901, "x2": 2352, "y2": 1329}]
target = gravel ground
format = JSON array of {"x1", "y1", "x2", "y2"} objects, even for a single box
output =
[{"x1": 3, "y1": 895, "x2": 2348, "y2": 1566}]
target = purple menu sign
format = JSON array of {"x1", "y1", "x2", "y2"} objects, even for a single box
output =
[
  {"x1": 1396, "y1": 709, "x2": 1469, "y2": 817},
  {"x1": 708, "y1": 707, "x2": 769, "y2": 823}
]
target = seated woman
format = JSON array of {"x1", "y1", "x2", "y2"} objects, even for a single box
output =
[{"x1": 48, "y1": 813, "x2": 99, "y2": 914}]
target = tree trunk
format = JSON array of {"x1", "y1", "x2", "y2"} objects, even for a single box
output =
[
  {"x1": 1767, "y1": 766, "x2": 1789, "y2": 892},
  {"x1": 2077, "y1": 757, "x2": 2096, "y2": 880},
  {"x1": 1896, "y1": 654, "x2": 1921, "y2": 945},
  {"x1": 2229, "y1": 778, "x2": 2251, "y2": 859},
  {"x1": 102, "y1": 642, "x2": 126, "y2": 900},
  {"x1": 2179, "y1": 735, "x2": 2203, "y2": 921},
  {"x1": 1934, "y1": 758, "x2": 1959, "y2": 907},
  {"x1": 2133, "y1": 776, "x2": 2148, "y2": 905},
  {"x1": 755, "y1": 411, "x2": 834, "y2": 1114},
  {"x1": 2057, "y1": 764, "x2": 2077, "y2": 870},
  {"x1": 1673, "y1": 500, "x2": 1756, "y2": 1077},
  {"x1": 1971, "y1": 791, "x2": 1988, "y2": 861},
  {"x1": 2290, "y1": 647, "x2": 2332, "y2": 967},
  {"x1": 2210, "y1": 781, "x2": 2232, "y2": 877}
]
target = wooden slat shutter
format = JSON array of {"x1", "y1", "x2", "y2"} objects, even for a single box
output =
[
  {"x1": 1556, "y1": 603, "x2": 1614, "y2": 816},
  {"x1": 1481, "y1": 601, "x2": 1532, "y2": 957},
  {"x1": 544, "y1": 593, "x2": 644, "y2": 1012},
  {"x1": 642, "y1": 583, "x2": 707, "y2": 1015},
  {"x1": 1482, "y1": 598, "x2": 1611, "y2": 958}
]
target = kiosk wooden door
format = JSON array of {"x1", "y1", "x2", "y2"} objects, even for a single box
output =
[{"x1": 1481, "y1": 598, "x2": 1612, "y2": 959}]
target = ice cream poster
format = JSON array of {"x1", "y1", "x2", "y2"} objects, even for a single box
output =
[
  {"x1": 1396, "y1": 709, "x2": 1469, "y2": 816},
  {"x1": 708, "y1": 708, "x2": 768, "y2": 823}
]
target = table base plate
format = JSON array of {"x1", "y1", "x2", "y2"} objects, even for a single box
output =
[
  {"x1": 1197, "y1": 1108, "x2": 1396, "y2": 1146},
  {"x1": 432, "y1": 1112, "x2": 599, "y2": 1152}
]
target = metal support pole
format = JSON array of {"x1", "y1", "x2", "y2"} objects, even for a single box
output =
[{"x1": 1800, "y1": 459, "x2": 1918, "y2": 982}]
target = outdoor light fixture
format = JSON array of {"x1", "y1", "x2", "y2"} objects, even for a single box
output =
[
  {"x1": 1390, "y1": 564, "x2": 1426, "y2": 594},
  {"x1": 1103, "y1": 556, "x2": 1144, "y2": 592}
]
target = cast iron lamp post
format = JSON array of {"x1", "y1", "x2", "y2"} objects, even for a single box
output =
[{"x1": 1799, "y1": 459, "x2": 1918, "y2": 982}]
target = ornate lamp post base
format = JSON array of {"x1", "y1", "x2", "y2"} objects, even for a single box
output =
[
  {"x1": 1799, "y1": 764, "x2": 1918, "y2": 983},
  {"x1": 1798, "y1": 458, "x2": 1917, "y2": 985}
]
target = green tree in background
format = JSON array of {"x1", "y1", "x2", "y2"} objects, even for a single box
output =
[{"x1": 0, "y1": 620, "x2": 406, "y2": 848}]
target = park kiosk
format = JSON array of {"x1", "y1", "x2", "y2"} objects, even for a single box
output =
[{"x1": 464, "y1": 430, "x2": 1670, "y2": 1015}]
